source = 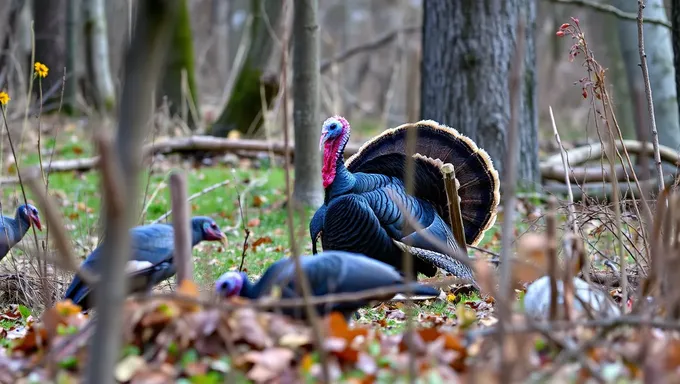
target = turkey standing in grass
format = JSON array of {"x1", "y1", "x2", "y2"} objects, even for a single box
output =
[
  {"x1": 310, "y1": 116, "x2": 500, "y2": 285},
  {"x1": 214, "y1": 251, "x2": 442, "y2": 320},
  {"x1": 64, "y1": 216, "x2": 227, "y2": 310},
  {"x1": 0, "y1": 204, "x2": 42, "y2": 261}
]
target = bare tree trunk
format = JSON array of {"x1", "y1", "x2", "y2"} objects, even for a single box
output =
[
  {"x1": 157, "y1": 0, "x2": 200, "y2": 130},
  {"x1": 292, "y1": 0, "x2": 323, "y2": 207},
  {"x1": 65, "y1": 0, "x2": 80, "y2": 115},
  {"x1": 0, "y1": 0, "x2": 29, "y2": 93},
  {"x1": 420, "y1": 0, "x2": 540, "y2": 187},
  {"x1": 86, "y1": 1, "x2": 180, "y2": 382},
  {"x1": 617, "y1": 0, "x2": 680, "y2": 151},
  {"x1": 33, "y1": 0, "x2": 67, "y2": 103},
  {"x1": 210, "y1": 0, "x2": 285, "y2": 137},
  {"x1": 211, "y1": 0, "x2": 230, "y2": 84},
  {"x1": 83, "y1": 0, "x2": 116, "y2": 112}
]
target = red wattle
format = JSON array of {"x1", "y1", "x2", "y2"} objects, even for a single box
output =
[{"x1": 322, "y1": 140, "x2": 341, "y2": 188}]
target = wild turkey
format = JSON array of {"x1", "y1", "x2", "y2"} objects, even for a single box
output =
[
  {"x1": 0, "y1": 204, "x2": 42, "y2": 261},
  {"x1": 64, "y1": 216, "x2": 227, "y2": 310},
  {"x1": 214, "y1": 251, "x2": 441, "y2": 320},
  {"x1": 310, "y1": 116, "x2": 500, "y2": 284}
]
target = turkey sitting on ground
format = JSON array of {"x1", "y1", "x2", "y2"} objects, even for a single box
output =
[
  {"x1": 310, "y1": 116, "x2": 500, "y2": 285},
  {"x1": 214, "y1": 251, "x2": 442, "y2": 320},
  {"x1": 0, "y1": 204, "x2": 42, "y2": 261},
  {"x1": 64, "y1": 216, "x2": 227, "y2": 310}
]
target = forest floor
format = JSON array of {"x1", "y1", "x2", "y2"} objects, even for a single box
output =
[{"x1": 0, "y1": 124, "x2": 662, "y2": 383}]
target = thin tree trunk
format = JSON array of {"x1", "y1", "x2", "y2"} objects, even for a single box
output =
[
  {"x1": 83, "y1": 0, "x2": 116, "y2": 112},
  {"x1": 210, "y1": 0, "x2": 285, "y2": 137},
  {"x1": 65, "y1": 0, "x2": 80, "y2": 114},
  {"x1": 292, "y1": 0, "x2": 323, "y2": 207},
  {"x1": 211, "y1": 0, "x2": 230, "y2": 84},
  {"x1": 420, "y1": 0, "x2": 540, "y2": 187},
  {"x1": 33, "y1": 0, "x2": 67, "y2": 103},
  {"x1": 157, "y1": 0, "x2": 200, "y2": 130},
  {"x1": 618, "y1": 0, "x2": 680, "y2": 151},
  {"x1": 86, "y1": 1, "x2": 180, "y2": 382},
  {"x1": 0, "y1": 0, "x2": 28, "y2": 92}
]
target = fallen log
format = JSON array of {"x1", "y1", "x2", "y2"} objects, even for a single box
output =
[
  {"x1": 542, "y1": 162, "x2": 679, "y2": 183},
  {"x1": 543, "y1": 173, "x2": 676, "y2": 201}
]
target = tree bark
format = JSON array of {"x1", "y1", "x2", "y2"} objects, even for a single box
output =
[
  {"x1": 209, "y1": 0, "x2": 284, "y2": 137},
  {"x1": 618, "y1": 0, "x2": 680, "y2": 151},
  {"x1": 420, "y1": 0, "x2": 540, "y2": 188},
  {"x1": 292, "y1": 0, "x2": 323, "y2": 207},
  {"x1": 157, "y1": 0, "x2": 200, "y2": 129},
  {"x1": 83, "y1": 0, "x2": 116, "y2": 113},
  {"x1": 671, "y1": 0, "x2": 680, "y2": 145},
  {"x1": 211, "y1": 0, "x2": 230, "y2": 85},
  {"x1": 33, "y1": 0, "x2": 67, "y2": 103}
]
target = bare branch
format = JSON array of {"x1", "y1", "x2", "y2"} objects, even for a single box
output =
[
  {"x1": 441, "y1": 163, "x2": 467, "y2": 251},
  {"x1": 24, "y1": 172, "x2": 99, "y2": 286},
  {"x1": 546, "y1": 0, "x2": 670, "y2": 28}
]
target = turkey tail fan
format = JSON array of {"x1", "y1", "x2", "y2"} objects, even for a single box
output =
[{"x1": 346, "y1": 120, "x2": 500, "y2": 246}]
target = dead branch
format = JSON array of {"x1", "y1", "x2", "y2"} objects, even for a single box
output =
[
  {"x1": 86, "y1": 1, "x2": 180, "y2": 382},
  {"x1": 23, "y1": 172, "x2": 99, "y2": 286},
  {"x1": 637, "y1": 0, "x2": 665, "y2": 192},
  {"x1": 549, "y1": 105, "x2": 577, "y2": 231},
  {"x1": 541, "y1": 163, "x2": 677, "y2": 183},
  {"x1": 544, "y1": 173, "x2": 676, "y2": 201},
  {"x1": 319, "y1": 25, "x2": 420, "y2": 73},
  {"x1": 169, "y1": 172, "x2": 192, "y2": 283},
  {"x1": 441, "y1": 163, "x2": 467, "y2": 251},
  {"x1": 151, "y1": 178, "x2": 230, "y2": 224},
  {"x1": 546, "y1": 0, "x2": 670, "y2": 28}
]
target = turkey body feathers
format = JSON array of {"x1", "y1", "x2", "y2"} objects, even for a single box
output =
[
  {"x1": 345, "y1": 120, "x2": 500, "y2": 246},
  {"x1": 231, "y1": 252, "x2": 441, "y2": 319},
  {"x1": 313, "y1": 118, "x2": 499, "y2": 281},
  {"x1": 64, "y1": 224, "x2": 178, "y2": 309}
]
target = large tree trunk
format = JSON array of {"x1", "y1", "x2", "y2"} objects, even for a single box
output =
[
  {"x1": 211, "y1": 0, "x2": 230, "y2": 85},
  {"x1": 209, "y1": 0, "x2": 285, "y2": 137},
  {"x1": 33, "y1": 0, "x2": 67, "y2": 104},
  {"x1": 83, "y1": 0, "x2": 116, "y2": 113},
  {"x1": 618, "y1": 0, "x2": 680, "y2": 151},
  {"x1": 292, "y1": 0, "x2": 323, "y2": 207},
  {"x1": 157, "y1": 0, "x2": 200, "y2": 130},
  {"x1": 420, "y1": 0, "x2": 540, "y2": 188}
]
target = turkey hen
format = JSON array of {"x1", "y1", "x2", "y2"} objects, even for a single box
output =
[
  {"x1": 0, "y1": 204, "x2": 42, "y2": 262},
  {"x1": 214, "y1": 251, "x2": 441, "y2": 320},
  {"x1": 310, "y1": 116, "x2": 500, "y2": 284},
  {"x1": 64, "y1": 216, "x2": 227, "y2": 310}
]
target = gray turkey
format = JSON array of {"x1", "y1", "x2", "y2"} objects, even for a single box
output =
[
  {"x1": 214, "y1": 251, "x2": 441, "y2": 320},
  {"x1": 64, "y1": 216, "x2": 227, "y2": 310},
  {"x1": 310, "y1": 116, "x2": 500, "y2": 285}
]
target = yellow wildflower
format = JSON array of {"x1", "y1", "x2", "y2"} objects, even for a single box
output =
[
  {"x1": 34, "y1": 62, "x2": 49, "y2": 78},
  {"x1": 0, "y1": 92, "x2": 9, "y2": 105}
]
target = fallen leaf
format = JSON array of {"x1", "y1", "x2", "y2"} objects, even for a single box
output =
[
  {"x1": 115, "y1": 355, "x2": 147, "y2": 382},
  {"x1": 247, "y1": 218, "x2": 261, "y2": 228},
  {"x1": 243, "y1": 348, "x2": 294, "y2": 382},
  {"x1": 252, "y1": 195, "x2": 268, "y2": 208},
  {"x1": 177, "y1": 280, "x2": 200, "y2": 298},
  {"x1": 279, "y1": 332, "x2": 311, "y2": 348},
  {"x1": 251, "y1": 236, "x2": 272, "y2": 252}
]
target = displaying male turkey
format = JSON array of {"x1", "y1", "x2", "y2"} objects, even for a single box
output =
[
  {"x1": 310, "y1": 116, "x2": 500, "y2": 284},
  {"x1": 214, "y1": 251, "x2": 441, "y2": 320},
  {"x1": 64, "y1": 216, "x2": 227, "y2": 310},
  {"x1": 0, "y1": 203, "x2": 42, "y2": 261}
]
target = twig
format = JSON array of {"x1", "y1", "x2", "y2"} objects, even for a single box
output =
[
  {"x1": 547, "y1": 197, "x2": 559, "y2": 321},
  {"x1": 23, "y1": 171, "x2": 99, "y2": 286},
  {"x1": 86, "y1": 1, "x2": 180, "y2": 382},
  {"x1": 280, "y1": 2, "x2": 329, "y2": 381},
  {"x1": 95, "y1": 132, "x2": 125, "y2": 216},
  {"x1": 497, "y1": 12, "x2": 526, "y2": 378},
  {"x1": 441, "y1": 163, "x2": 467, "y2": 251},
  {"x1": 132, "y1": 276, "x2": 458, "y2": 310},
  {"x1": 319, "y1": 25, "x2": 420, "y2": 73},
  {"x1": 547, "y1": 0, "x2": 670, "y2": 28},
  {"x1": 637, "y1": 0, "x2": 665, "y2": 193},
  {"x1": 151, "y1": 178, "x2": 230, "y2": 224},
  {"x1": 169, "y1": 172, "x2": 192, "y2": 283},
  {"x1": 237, "y1": 194, "x2": 250, "y2": 272},
  {"x1": 549, "y1": 106, "x2": 577, "y2": 232}
]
